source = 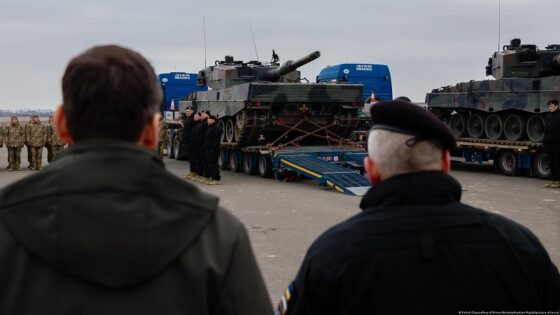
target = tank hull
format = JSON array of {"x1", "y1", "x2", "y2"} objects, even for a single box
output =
[
  {"x1": 193, "y1": 82, "x2": 363, "y2": 146},
  {"x1": 426, "y1": 76, "x2": 560, "y2": 142}
]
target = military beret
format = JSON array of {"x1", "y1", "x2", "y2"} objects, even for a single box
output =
[
  {"x1": 185, "y1": 106, "x2": 194, "y2": 110},
  {"x1": 370, "y1": 100, "x2": 456, "y2": 150},
  {"x1": 208, "y1": 115, "x2": 217, "y2": 120}
]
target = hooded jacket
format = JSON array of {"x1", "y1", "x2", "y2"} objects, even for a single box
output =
[{"x1": 0, "y1": 140, "x2": 272, "y2": 315}]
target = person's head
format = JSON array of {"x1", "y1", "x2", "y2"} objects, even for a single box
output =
[
  {"x1": 11, "y1": 116, "x2": 18, "y2": 124},
  {"x1": 193, "y1": 112, "x2": 201, "y2": 121},
  {"x1": 548, "y1": 100, "x2": 559, "y2": 112},
  {"x1": 33, "y1": 115, "x2": 40, "y2": 123},
  {"x1": 185, "y1": 106, "x2": 194, "y2": 117},
  {"x1": 201, "y1": 111, "x2": 209, "y2": 120},
  {"x1": 48, "y1": 116, "x2": 54, "y2": 123},
  {"x1": 207, "y1": 115, "x2": 217, "y2": 125},
  {"x1": 56, "y1": 45, "x2": 162, "y2": 148},
  {"x1": 364, "y1": 100, "x2": 456, "y2": 185}
]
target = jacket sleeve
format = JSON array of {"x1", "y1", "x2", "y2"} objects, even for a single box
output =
[{"x1": 213, "y1": 225, "x2": 273, "y2": 315}]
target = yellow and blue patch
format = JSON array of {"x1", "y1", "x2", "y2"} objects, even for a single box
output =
[{"x1": 275, "y1": 283, "x2": 295, "y2": 315}]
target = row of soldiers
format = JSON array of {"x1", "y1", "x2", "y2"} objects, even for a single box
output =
[
  {"x1": 157, "y1": 107, "x2": 222, "y2": 185},
  {"x1": 0, "y1": 115, "x2": 66, "y2": 171}
]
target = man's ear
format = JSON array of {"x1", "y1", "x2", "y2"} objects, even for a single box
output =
[
  {"x1": 441, "y1": 150, "x2": 451, "y2": 173},
  {"x1": 137, "y1": 114, "x2": 159, "y2": 149},
  {"x1": 364, "y1": 156, "x2": 382, "y2": 185},
  {"x1": 54, "y1": 105, "x2": 73, "y2": 143}
]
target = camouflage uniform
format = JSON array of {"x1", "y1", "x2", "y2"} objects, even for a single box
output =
[
  {"x1": 0, "y1": 124, "x2": 4, "y2": 150},
  {"x1": 26, "y1": 120, "x2": 47, "y2": 170},
  {"x1": 157, "y1": 118, "x2": 168, "y2": 160},
  {"x1": 24, "y1": 118, "x2": 33, "y2": 169},
  {"x1": 5, "y1": 120, "x2": 24, "y2": 170},
  {"x1": 46, "y1": 121, "x2": 65, "y2": 162}
]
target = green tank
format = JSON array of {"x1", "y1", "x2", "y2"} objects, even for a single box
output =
[
  {"x1": 426, "y1": 38, "x2": 560, "y2": 142},
  {"x1": 191, "y1": 51, "x2": 363, "y2": 146}
]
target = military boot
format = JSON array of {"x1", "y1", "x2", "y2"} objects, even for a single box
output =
[{"x1": 550, "y1": 181, "x2": 560, "y2": 189}]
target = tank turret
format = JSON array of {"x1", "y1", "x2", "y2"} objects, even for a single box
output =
[
  {"x1": 485, "y1": 38, "x2": 560, "y2": 80},
  {"x1": 198, "y1": 51, "x2": 321, "y2": 90}
]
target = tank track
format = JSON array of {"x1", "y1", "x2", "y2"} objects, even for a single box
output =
[{"x1": 235, "y1": 109, "x2": 268, "y2": 146}]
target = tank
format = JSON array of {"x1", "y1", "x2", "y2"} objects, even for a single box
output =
[
  {"x1": 191, "y1": 51, "x2": 364, "y2": 146},
  {"x1": 426, "y1": 38, "x2": 560, "y2": 142}
]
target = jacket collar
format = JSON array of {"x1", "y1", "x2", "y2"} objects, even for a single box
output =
[
  {"x1": 359, "y1": 171, "x2": 462, "y2": 210},
  {"x1": 59, "y1": 139, "x2": 163, "y2": 166}
]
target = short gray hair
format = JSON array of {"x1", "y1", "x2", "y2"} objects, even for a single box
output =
[{"x1": 367, "y1": 129, "x2": 443, "y2": 179}]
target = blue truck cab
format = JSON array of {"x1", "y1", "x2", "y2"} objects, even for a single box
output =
[
  {"x1": 317, "y1": 64, "x2": 392, "y2": 102},
  {"x1": 158, "y1": 72, "x2": 207, "y2": 119}
]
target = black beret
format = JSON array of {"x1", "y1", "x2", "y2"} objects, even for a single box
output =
[
  {"x1": 370, "y1": 100, "x2": 456, "y2": 150},
  {"x1": 185, "y1": 106, "x2": 193, "y2": 110},
  {"x1": 208, "y1": 115, "x2": 217, "y2": 120}
]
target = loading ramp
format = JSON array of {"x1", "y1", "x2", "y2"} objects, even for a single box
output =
[{"x1": 272, "y1": 149, "x2": 371, "y2": 196}]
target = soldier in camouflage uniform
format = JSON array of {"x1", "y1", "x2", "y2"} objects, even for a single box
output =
[
  {"x1": 157, "y1": 114, "x2": 168, "y2": 160},
  {"x1": 0, "y1": 123, "x2": 4, "y2": 153},
  {"x1": 23, "y1": 116, "x2": 34, "y2": 169},
  {"x1": 5, "y1": 116, "x2": 24, "y2": 171},
  {"x1": 46, "y1": 115, "x2": 66, "y2": 163},
  {"x1": 26, "y1": 115, "x2": 47, "y2": 170}
]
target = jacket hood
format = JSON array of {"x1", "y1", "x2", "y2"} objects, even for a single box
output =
[{"x1": 0, "y1": 140, "x2": 219, "y2": 288}]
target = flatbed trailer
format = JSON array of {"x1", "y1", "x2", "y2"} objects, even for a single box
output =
[
  {"x1": 218, "y1": 143, "x2": 371, "y2": 196},
  {"x1": 452, "y1": 137, "x2": 550, "y2": 179}
]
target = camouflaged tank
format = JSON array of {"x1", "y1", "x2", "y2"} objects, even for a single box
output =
[
  {"x1": 190, "y1": 51, "x2": 363, "y2": 146},
  {"x1": 426, "y1": 38, "x2": 560, "y2": 142}
]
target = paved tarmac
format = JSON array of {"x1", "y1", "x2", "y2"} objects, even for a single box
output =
[{"x1": 0, "y1": 148, "x2": 559, "y2": 302}]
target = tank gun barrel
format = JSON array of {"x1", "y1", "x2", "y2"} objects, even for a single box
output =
[{"x1": 261, "y1": 51, "x2": 321, "y2": 81}]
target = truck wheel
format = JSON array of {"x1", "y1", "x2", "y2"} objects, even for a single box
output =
[
  {"x1": 242, "y1": 152, "x2": 256, "y2": 175},
  {"x1": 257, "y1": 155, "x2": 273, "y2": 178},
  {"x1": 495, "y1": 150, "x2": 518, "y2": 176},
  {"x1": 228, "y1": 151, "x2": 240, "y2": 172},
  {"x1": 167, "y1": 131, "x2": 175, "y2": 159},
  {"x1": 532, "y1": 152, "x2": 552, "y2": 179}
]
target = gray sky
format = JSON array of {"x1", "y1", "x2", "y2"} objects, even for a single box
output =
[{"x1": 0, "y1": 0, "x2": 557, "y2": 109}]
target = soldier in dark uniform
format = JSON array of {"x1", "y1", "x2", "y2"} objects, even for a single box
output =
[
  {"x1": 192, "y1": 111, "x2": 209, "y2": 183},
  {"x1": 544, "y1": 99, "x2": 560, "y2": 188},
  {"x1": 188, "y1": 112, "x2": 203, "y2": 181},
  {"x1": 181, "y1": 106, "x2": 195, "y2": 178},
  {"x1": 203, "y1": 115, "x2": 222, "y2": 185},
  {"x1": 277, "y1": 100, "x2": 560, "y2": 315},
  {"x1": 0, "y1": 45, "x2": 271, "y2": 315}
]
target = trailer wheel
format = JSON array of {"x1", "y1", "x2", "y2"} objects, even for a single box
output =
[
  {"x1": 495, "y1": 150, "x2": 518, "y2": 176},
  {"x1": 242, "y1": 152, "x2": 256, "y2": 175},
  {"x1": 173, "y1": 136, "x2": 187, "y2": 160},
  {"x1": 166, "y1": 130, "x2": 175, "y2": 159},
  {"x1": 228, "y1": 151, "x2": 240, "y2": 172},
  {"x1": 257, "y1": 155, "x2": 273, "y2": 178},
  {"x1": 218, "y1": 149, "x2": 229, "y2": 170},
  {"x1": 532, "y1": 152, "x2": 552, "y2": 179}
]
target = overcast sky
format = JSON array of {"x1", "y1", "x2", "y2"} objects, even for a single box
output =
[{"x1": 0, "y1": 0, "x2": 558, "y2": 109}]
